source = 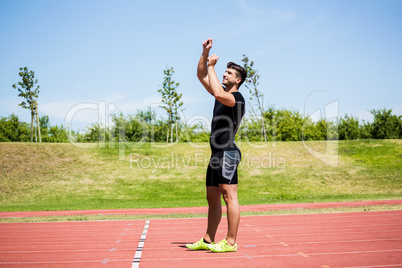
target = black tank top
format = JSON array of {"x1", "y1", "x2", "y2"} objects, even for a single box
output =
[{"x1": 209, "y1": 92, "x2": 245, "y2": 153}]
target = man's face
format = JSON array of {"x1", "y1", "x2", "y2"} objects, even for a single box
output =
[{"x1": 222, "y1": 68, "x2": 241, "y2": 87}]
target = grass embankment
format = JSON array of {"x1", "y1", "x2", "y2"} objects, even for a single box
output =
[{"x1": 0, "y1": 140, "x2": 401, "y2": 212}]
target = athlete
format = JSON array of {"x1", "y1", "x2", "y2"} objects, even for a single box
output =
[{"x1": 186, "y1": 38, "x2": 247, "y2": 253}]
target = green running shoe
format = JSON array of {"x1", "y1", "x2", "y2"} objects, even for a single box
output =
[
  {"x1": 186, "y1": 238, "x2": 212, "y2": 250},
  {"x1": 208, "y1": 239, "x2": 237, "y2": 253}
]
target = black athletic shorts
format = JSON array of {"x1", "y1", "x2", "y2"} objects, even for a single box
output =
[{"x1": 206, "y1": 149, "x2": 241, "y2": 187}]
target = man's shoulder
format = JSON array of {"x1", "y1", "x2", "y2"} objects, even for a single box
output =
[{"x1": 231, "y1": 91, "x2": 245, "y2": 103}]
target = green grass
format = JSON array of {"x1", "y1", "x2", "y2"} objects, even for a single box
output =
[{"x1": 0, "y1": 140, "x2": 401, "y2": 212}]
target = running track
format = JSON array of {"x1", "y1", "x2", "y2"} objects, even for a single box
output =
[{"x1": 0, "y1": 204, "x2": 401, "y2": 267}]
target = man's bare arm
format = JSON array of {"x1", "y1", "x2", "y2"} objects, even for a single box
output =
[
  {"x1": 207, "y1": 54, "x2": 236, "y2": 107},
  {"x1": 197, "y1": 38, "x2": 213, "y2": 94}
]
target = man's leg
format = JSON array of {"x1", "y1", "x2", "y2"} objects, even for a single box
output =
[
  {"x1": 204, "y1": 186, "x2": 222, "y2": 243},
  {"x1": 219, "y1": 184, "x2": 240, "y2": 246}
]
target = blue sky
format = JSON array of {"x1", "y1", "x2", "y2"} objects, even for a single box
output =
[{"x1": 1, "y1": 0, "x2": 401, "y2": 131}]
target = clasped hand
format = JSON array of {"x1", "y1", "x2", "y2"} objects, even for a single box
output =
[{"x1": 207, "y1": 54, "x2": 219, "y2": 67}]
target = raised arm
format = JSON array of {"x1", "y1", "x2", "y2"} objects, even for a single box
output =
[
  {"x1": 207, "y1": 54, "x2": 236, "y2": 107},
  {"x1": 197, "y1": 38, "x2": 213, "y2": 94}
]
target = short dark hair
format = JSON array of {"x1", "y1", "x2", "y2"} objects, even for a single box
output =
[{"x1": 227, "y1": 62, "x2": 247, "y2": 88}]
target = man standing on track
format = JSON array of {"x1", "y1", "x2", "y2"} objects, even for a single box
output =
[{"x1": 186, "y1": 38, "x2": 247, "y2": 253}]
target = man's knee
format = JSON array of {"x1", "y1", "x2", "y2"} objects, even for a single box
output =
[
  {"x1": 219, "y1": 185, "x2": 238, "y2": 203},
  {"x1": 223, "y1": 192, "x2": 238, "y2": 204}
]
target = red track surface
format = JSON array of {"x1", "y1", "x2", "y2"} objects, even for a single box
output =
[
  {"x1": 0, "y1": 203, "x2": 401, "y2": 267},
  {"x1": 0, "y1": 220, "x2": 143, "y2": 267},
  {"x1": 143, "y1": 211, "x2": 402, "y2": 268}
]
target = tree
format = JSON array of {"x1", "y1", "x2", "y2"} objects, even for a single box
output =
[
  {"x1": 12, "y1": 67, "x2": 41, "y2": 142},
  {"x1": 370, "y1": 108, "x2": 402, "y2": 139},
  {"x1": 136, "y1": 106, "x2": 156, "y2": 125},
  {"x1": 338, "y1": 114, "x2": 360, "y2": 140},
  {"x1": 242, "y1": 55, "x2": 267, "y2": 141},
  {"x1": 0, "y1": 114, "x2": 30, "y2": 142},
  {"x1": 158, "y1": 66, "x2": 183, "y2": 143},
  {"x1": 39, "y1": 115, "x2": 50, "y2": 142},
  {"x1": 134, "y1": 107, "x2": 156, "y2": 142}
]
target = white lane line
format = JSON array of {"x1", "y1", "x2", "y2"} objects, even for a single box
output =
[{"x1": 132, "y1": 220, "x2": 150, "y2": 268}]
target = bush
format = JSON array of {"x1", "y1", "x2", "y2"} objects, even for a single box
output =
[
  {"x1": 0, "y1": 114, "x2": 30, "y2": 142},
  {"x1": 338, "y1": 114, "x2": 360, "y2": 140},
  {"x1": 370, "y1": 108, "x2": 402, "y2": 139},
  {"x1": 1, "y1": 107, "x2": 401, "y2": 142}
]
